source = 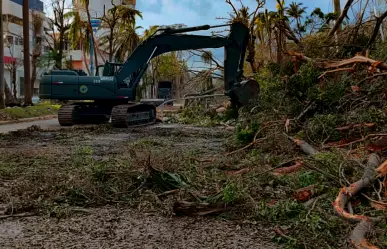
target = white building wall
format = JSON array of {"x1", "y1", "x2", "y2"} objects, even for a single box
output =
[{"x1": 2, "y1": 0, "x2": 44, "y2": 98}]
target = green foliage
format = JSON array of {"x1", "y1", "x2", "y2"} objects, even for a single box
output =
[
  {"x1": 255, "y1": 199, "x2": 305, "y2": 221},
  {"x1": 298, "y1": 171, "x2": 322, "y2": 187},
  {"x1": 0, "y1": 104, "x2": 60, "y2": 121},
  {"x1": 235, "y1": 120, "x2": 260, "y2": 144},
  {"x1": 71, "y1": 145, "x2": 94, "y2": 167},
  {"x1": 305, "y1": 114, "x2": 343, "y2": 143},
  {"x1": 150, "y1": 168, "x2": 188, "y2": 192},
  {"x1": 288, "y1": 62, "x2": 322, "y2": 101},
  {"x1": 222, "y1": 182, "x2": 241, "y2": 205},
  {"x1": 175, "y1": 105, "x2": 218, "y2": 127},
  {"x1": 371, "y1": 40, "x2": 387, "y2": 61}
]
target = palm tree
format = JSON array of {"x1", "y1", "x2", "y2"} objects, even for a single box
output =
[
  {"x1": 112, "y1": 23, "x2": 141, "y2": 62},
  {"x1": 98, "y1": 5, "x2": 142, "y2": 62},
  {"x1": 77, "y1": 0, "x2": 98, "y2": 71},
  {"x1": 286, "y1": 2, "x2": 307, "y2": 38},
  {"x1": 67, "y1": 10, "x2": 92, "y2": 74},
  {"x1": 31, "y1": 12, "x2": 44, "y2": 94}
]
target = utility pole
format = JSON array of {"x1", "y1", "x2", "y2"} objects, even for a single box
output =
[
  {"x1": 0, "y1": 0, "x2": 5, "y2": 109},
  {"x1": 23, "y1": 0, "x2": 32, "y2": 105}
]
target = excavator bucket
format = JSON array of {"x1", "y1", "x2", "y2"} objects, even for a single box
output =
[{"x1": 232, "y1": 79, "x2": 260, "y2": 106}]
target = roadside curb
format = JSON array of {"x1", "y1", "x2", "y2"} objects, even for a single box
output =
[{"x1": 0, "y1": 115, "x2": 58, "y2": 126}]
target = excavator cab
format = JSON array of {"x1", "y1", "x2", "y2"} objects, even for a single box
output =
[{"x1": 95, "y1": 62, "x2": 123, "y2": 76}]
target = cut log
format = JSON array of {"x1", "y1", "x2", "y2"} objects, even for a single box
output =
[
  {"x1": 284, "y1": 134, "x2": 318, "y2": 156},
  {"x1": 350, "y1": 220, "x2": 379, "y2": 249}
]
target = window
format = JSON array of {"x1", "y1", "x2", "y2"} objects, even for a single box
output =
[
  {"x1": 15, "y1": 37, "x2": 23, "y2": 46},
  {"x1": 19, "y1": 77, "x2": 24, "y2": 96},
  {"x1": 6, "y1": 35, "x2": 13, "y2": 45}
]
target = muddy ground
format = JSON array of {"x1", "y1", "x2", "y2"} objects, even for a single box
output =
[{"x1": 0, "y1": 124, "x2": 278, "y2": 249}]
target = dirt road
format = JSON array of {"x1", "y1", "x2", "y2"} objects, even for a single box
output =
[
  {"x1": 0, "y1": 208, "x2": 277, "y2": 249},
  {"x1": 0, "y1": 123, "x2": 279, "y2": 249},
  {"x1": 0, "y1": 119, "x2": 62, "y2": 134}
]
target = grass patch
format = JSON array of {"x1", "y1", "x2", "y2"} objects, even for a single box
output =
[{"x1": 0, "y1": 103, "x2": 60, "y2": 121}]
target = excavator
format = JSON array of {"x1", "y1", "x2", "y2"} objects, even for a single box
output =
[{"x1": 39, "y1": 21, "x2": 260, "y2": 127}]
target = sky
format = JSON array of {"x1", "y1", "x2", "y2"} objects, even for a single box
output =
[
  {"x1": 135, "y1": 0, "x2": 342, "y2": 30},
  {"x1": 41, "y1": 0, "x2": 370, "y2": 68},
  {"x1": 133, "y1": 0, "x2": 348, "y2": 68}
]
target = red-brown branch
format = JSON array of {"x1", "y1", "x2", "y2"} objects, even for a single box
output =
[
  {"x1": 325, "y1": 56, "x2": 387, "y2": 71},
  {"x1": 333, "y1": 153, "x2": 382, "y2": 249}
]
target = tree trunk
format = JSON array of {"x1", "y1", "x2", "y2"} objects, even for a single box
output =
[
  {"x1": 12, "y1": 68, "x2": 17, "y2": 99},
  {"x1": 23, "y1": 0, "x2": 33, "y2": 106},
  {"x1": 109, "y1": 28, "x2": 114, "y2": 61},
  {"x1": 333, "y1": 0, "x2": 342, "y2": 31},
  {"x1": 4, "y1": 78, "x2": 19, "y2": 107},
  {"x1": 31, "y1": 55, "x2": 38, "y2": 95},
  {"x1": 328, "y1": 0, "x2": 354, "y2": 38},
  {"x1": 57, "y1": 30, "x2": 65, "y2": 69},
  {"x1": 85, "y1": 5, "x2": 98, "y2": 71},
  {"x1": 0, "y1": 1, "x2": 5, "y2": 109},
  {"x1": 81, "y1": 42, "x2": 91, "y2": 75},
  {"x1": 365, "y1": 10, "x2": 387, "y2": 50}
]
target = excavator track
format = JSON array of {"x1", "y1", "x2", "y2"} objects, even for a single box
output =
[
  {"x1": 111, "y1": 103, "x2": 156, "y2": 128},
  {"x1": 58, "y1": 105, "x2": 76, "y2": 126}
]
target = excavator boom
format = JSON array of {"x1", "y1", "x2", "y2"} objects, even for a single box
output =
[{"x1": 39, "y1": 21, "x2": 259, "y2": 127}]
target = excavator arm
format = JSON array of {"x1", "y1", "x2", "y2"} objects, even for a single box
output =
[
  {"x1": 40, "y1": 21, "x2": 259, "y2": 128},
  {"x1": 115, "y1": 21, "x2": 258, "y2": 106}
]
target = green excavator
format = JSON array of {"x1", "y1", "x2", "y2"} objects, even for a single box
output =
[{"x1": 39, "y1": 21, "x2": 260, "y2": 127}]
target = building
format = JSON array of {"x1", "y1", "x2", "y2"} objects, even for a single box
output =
[
  {"x1": 68, "y1": 0, "x2": 136, "y2": 74},
  {"x1": 2, "y1": 0, "x2": 45, "y2": 98}
]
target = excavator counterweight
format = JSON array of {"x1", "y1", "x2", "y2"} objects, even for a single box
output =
[{"x1": 39, "y1": 21, "x2": 259, "y2": 127}]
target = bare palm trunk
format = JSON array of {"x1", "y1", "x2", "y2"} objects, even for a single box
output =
[
  {"x1": 109, "y1": 27, "x2": 114, "y2": 61},
  {"x1": 23, "y1": 0, "x2": 33, "y2": 106},
  {"x1": 12, "y1": 67, "x2": 16, "y2": 98},
  {"x1": 81, "y1": 41, "x2": 91, "y2": 75},
  {"x1": 31, "y1": 55, "x2": 38, "y2": 95},
  {"x1": 57, "y1": 30, "x2": 65, "y2": 69},
  {"x1": 85, "y1": 7, "x2": 98, "y2": 70}
]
